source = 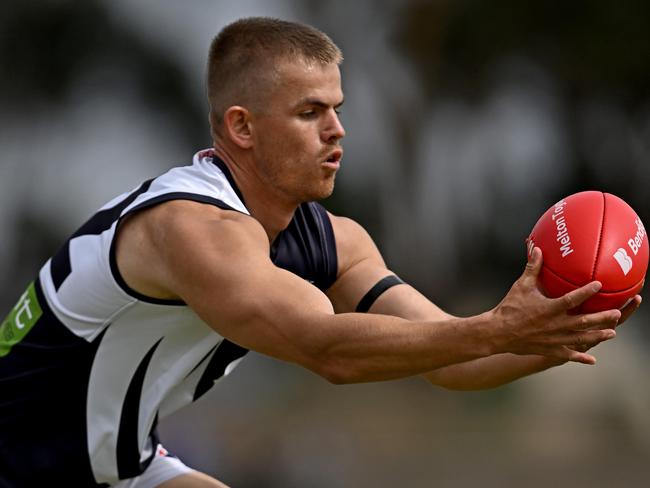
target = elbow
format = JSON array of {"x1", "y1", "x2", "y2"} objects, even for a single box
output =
[
  {"x1": 321, "y1": 372, "x2": 349, "y2": 385},
  {"x1": 313, "y1": 361, "x2": 351, "y2": 385},
  {"x1": 307, "y1": 355, "x2": 356, "y2": 385}
]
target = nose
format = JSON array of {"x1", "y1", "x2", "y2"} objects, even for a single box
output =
[{"x1": 322, "y1": 109, "x2": 346, "y2": 143}]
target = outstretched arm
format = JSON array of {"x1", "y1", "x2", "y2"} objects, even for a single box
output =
[
  {"x1": 115, "y1": 201, "x2": 621, "y2": 385},
  {"x1": 326, "y1": 214, "x2": 639, "y2": 390}
]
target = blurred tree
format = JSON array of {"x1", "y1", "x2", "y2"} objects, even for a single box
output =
[
  {"x1": 397, "y1": 0, "x2": 650, "y2": 101},
  {"x1": 0, "y1": 0, "x2": 206, "y2": 311},
  {"x1": 0, "y1": 0, "x2": 205, "y2": 147},
  {"x1": 396, "y1": 0, "x2": 650, "y2": 199}
]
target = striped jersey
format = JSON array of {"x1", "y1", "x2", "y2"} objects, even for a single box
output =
[{"x1": 0, "y1": 149, "x2": 338, "y2": 487}]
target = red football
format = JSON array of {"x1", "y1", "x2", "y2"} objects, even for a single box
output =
[{"x1": 526, "y1": 191, "x2": 648, "y2": 312}]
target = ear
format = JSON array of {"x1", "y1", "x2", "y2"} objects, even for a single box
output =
[{"x1": 222, "y1": 106, "x2": 254, "y2": 149}]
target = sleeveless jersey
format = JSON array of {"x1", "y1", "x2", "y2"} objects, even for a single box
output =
[{"x1": 0, "y1": 149, "x2": 338, "y2": 487}]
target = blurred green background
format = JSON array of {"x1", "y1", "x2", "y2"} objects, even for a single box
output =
[{"x1": 1, "y1": 0, "x2": 649, "y2": 486}]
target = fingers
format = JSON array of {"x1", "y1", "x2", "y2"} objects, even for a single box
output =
[
  {"x1": 499, "y1": 249, "x2": 632, "y2": 362},
  {"x1": 544, "y1": 326, "x2": 616, "y2": 347},
  {"x1": 569, "y1": 328, "x2": 616, "y2": 348},
  {"x1": 577, "y1": 308, "x2": 620, "y2": 330},
  {"x1": 542, "y1": 307, "x2": 620, "y2": 335},
  {"x1": 555, "y1": 281, "x2": 602, "y2": 311},
  {"x1": 565, "y1": 327, "x2": 616, "y2": 364},
  {"x1": 522, "y1": 246, "x2": 543, "y2": 282},
  {"x1": 536, "y1": 344, "x2": 598, "y2": 365},
  {"x1": 551, "y1": 344, "x2": 602, "y2": 365},
  {"x1": 540, "y1": 327, "x2": 617, "y2": 365},
  {"x1": 564, "y1": 348, "x2": 597, "y2": 365},
  {"x1": 619, "y1": 295, "x2": 642, "y2": 325}
]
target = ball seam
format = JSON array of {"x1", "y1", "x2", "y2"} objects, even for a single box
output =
[
  {"x1": 543, "y1": 258, "x2": 643, "y2": 292},
  {"x1": 590, "y1": 191, "x2": 606, "y2": 282}
]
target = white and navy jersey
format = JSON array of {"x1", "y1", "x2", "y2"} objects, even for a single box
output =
[{"x1": 0, "y1": 149, "x2": 338, "y2": 487}]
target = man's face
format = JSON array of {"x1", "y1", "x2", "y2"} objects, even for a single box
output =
[{"x1": 249, "y1": 60, "x2": 345, "y2": 205}]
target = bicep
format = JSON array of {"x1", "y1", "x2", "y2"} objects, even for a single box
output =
[{"x1": 144, "y1": 202, "x2": 334, "y2": 363}]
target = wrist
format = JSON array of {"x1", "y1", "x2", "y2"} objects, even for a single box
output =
[{"x1": 469, "y1": 310, "x2": 504, "y2": 358}]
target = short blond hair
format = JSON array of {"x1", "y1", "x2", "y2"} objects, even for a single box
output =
[{"x1": 207, "y1": 17, "x2": 343, "y2": 128}]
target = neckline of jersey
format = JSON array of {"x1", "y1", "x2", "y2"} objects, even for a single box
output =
[{"x1": 210, "y1": 155, "x2": 246, "y2": 207}]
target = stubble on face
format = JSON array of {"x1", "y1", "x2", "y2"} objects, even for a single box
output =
[{"x1": 249, "y1": 60, "x2": 344, "y2": 206}]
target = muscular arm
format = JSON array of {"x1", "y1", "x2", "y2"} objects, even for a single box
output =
[
  {"x1": 326, "y1": 213, "x2": 633, "y2": 390},
  {"x1": 115, "y1": 201, "x2": 619, "y2": 385}
]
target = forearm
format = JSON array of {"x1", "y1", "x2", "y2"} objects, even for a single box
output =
[
  {"x1": 326, "y1": 218, "x2": 618, "y2": 388},
  {"x1": 187, "y1": 265, "x2": 503, "y2": 385},
  {"x1": 423, "y1": 354, "x2": 565, "y2": 391},
  {"x1": 301, "y1": 311, "x2": 499, "y2": 384},
  {"x1": 354, "y1": 282, "x2": 568, "y2": 389}
]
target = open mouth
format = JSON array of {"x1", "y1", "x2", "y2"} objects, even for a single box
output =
[{"x1": 325, "y1": 149, "x2": 343, "y2": 164}]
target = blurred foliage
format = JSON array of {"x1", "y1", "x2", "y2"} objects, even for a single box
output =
[
  {"x1": 0, "y1": 0, "x2": 205, "y2": 147},
  {"x1": 403, "y1": 0, "x2": 650, "y2": 187},
  {"x1": 396, "y1": 0, "x2": 650, "y2": 199},
  {"x1": 396, "y1": 0, "x2": 650, "y2": 102}
]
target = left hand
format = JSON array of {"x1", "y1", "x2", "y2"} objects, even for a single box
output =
[
  {"x1": 570, "y1": 294, "x2": 642, "y2": 352},
  {"x1": 618, "y1": 294, "x2": 642, "y2": 326}
]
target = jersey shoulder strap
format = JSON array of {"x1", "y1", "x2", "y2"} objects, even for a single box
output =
[
  {"x1": 210, "y1": 152, "x2": 339, "y2": 291},
  {"x1": 271, "y1": 201, "x2": 338, "y2": 291}
]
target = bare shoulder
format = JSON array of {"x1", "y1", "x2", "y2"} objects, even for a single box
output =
[
  {"x1": 141, "y1": 199, "x2": 264, "y2": 242},
  {"x1": 117, "y1": 199, "x2": 336, "y2": 362},
  {"x1": 328, "y1": 213, "x2": 370, "y2": 242},
  {"x1": 116, "y1": 200, "x2": 267, "y2": 301},
  {"x1": 328, "y1": 212, "x2": 385, "y2": 275},
  {"x1": 146, "y1": 199, "x2": 266, "y2": 253}
]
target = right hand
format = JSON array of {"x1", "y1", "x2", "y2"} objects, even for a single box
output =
[{"x1": 490, "y1": 247, "x2": 620, "y2": 364}]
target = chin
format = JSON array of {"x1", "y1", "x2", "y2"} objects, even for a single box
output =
[
  {"x1": 301, "y1": 183, "x2": 335, "y2": 203},
  {"x1": 316, "y1": 180, "x2": 336, "y2": 200}
]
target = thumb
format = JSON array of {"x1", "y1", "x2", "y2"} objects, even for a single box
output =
[{"x1": 523, "y1": 246, "x2": 543, "y2": 282}]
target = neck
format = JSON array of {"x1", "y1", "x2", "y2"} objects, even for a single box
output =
[{"x1": 212, "y1": 145, "x2": 297, "y2": 243}]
